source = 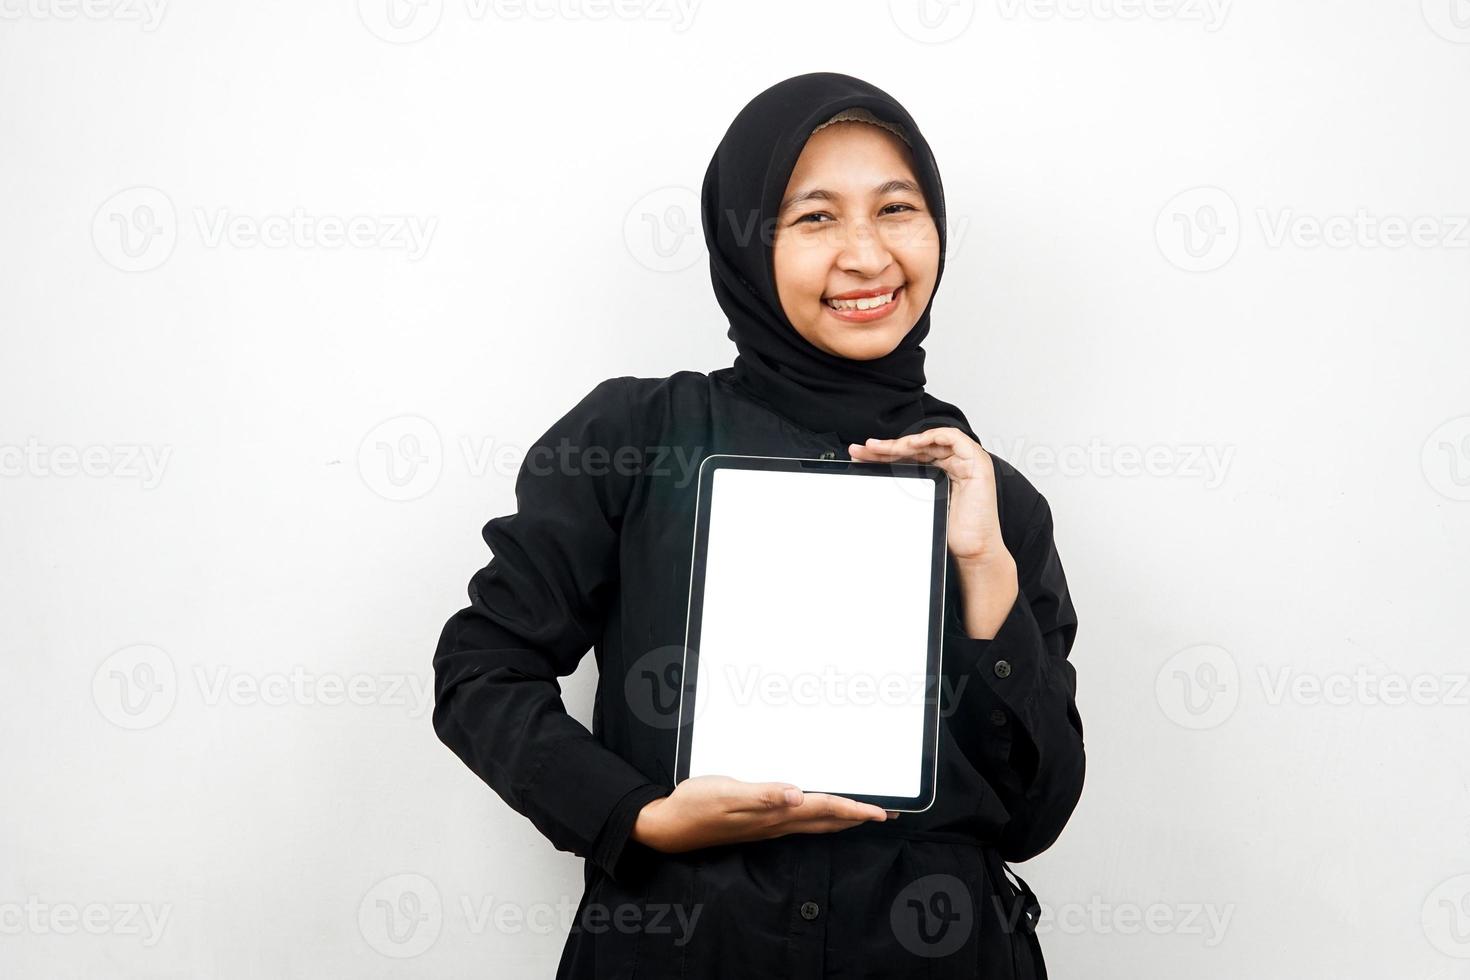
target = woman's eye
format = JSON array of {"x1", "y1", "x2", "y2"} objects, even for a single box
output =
[
  {"x1": 794, "y1": 203, "x2": 918, "y2": 226},
  {"x1": 793, "y1": 204, "x2": 917, "y2": 224}
]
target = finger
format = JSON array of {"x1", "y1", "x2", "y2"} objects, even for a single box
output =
[
  {"x1": 728, "y1": 782, "x2": 804, "y2": 812},
  {"x1": 783, "y1": 819, "x2": 871, "y2": 835},
  {"x1": 852, "y1": 434, "x2": 959, "y2": 458},
  {"x1": 849, "y1": 445, "x2": 955, "y2": 468},
  {"x1": 850, "y1": 437, "x2": 929, "y2": 458},
  {"x1": 701, "y1": 813, "x2": 811, "y2": 844},
  {"x1": 850, "y1": 441, "x2": 953, "y2": 460},
  {"x1": 862, "y1": 430, "x2": 949, "y2": 453},
  {"x1": 851, "y1": 443, "x2": 970, "y2": 482},
  {"x1": 753, "y1": 815, "x2": 868, "y2": 837},
  {"x1": 872, "y1": 428, "x2": 977, "y2": 457},
  {"x1": 857, "y1": 432, "x2": 987, "y2": 480},
  {"x1": 796, "y1": 793, "x2": 889, "y2": 822}
]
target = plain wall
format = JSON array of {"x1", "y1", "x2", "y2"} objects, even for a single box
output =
[{"x1": 2, "y1": 0, "x2": 1468, "y2": 976}]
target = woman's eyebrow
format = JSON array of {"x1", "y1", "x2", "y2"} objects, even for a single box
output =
[{"x1": 779, "y1": 178, "x2": 922, "y2": 214}]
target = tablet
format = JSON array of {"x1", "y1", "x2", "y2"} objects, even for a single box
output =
[{"x1": 674, "y1": 453, "x2": 949, "y2": 812}]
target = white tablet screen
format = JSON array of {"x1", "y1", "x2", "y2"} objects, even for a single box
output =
[{"x1": 685, "y1": 466, "x2": 939, "y2": 798}]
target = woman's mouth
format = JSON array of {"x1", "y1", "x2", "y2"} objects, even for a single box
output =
[{"x1": 823, "y1": 285, "x2": 905, "y2": 323}]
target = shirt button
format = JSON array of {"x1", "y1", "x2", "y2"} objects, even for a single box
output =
[
  {"x1": 989, "y1": 708, "x2": 1007, "y2": 726},
  {"x1": 994, "y1": 659, "x2": 1012, "y2": 678},
  {"x1": 799, "y1": 901, "x2": 820, "y2": 920}
]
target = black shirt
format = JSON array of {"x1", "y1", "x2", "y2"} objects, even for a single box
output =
[{"x1": 432, "y1": 367, "x2": 1084, "y2": 978}]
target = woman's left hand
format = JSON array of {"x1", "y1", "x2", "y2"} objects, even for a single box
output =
[
  {"x1": 849, "y1": 427, "x2": 1019, "y2": 638},
  {"x1": 847, "y1": 427, "x2": 1009, "y2": 566}
]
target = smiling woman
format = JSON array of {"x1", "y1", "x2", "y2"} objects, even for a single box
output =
[
  {"x1": 433, "y1": 70, "x2": 1084, "y2": 980},
  {"x1": 773, "y1": 115, "x2": 940, "y2": 361}
]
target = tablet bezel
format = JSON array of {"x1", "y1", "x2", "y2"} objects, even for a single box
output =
[{"x1": 673, "y1": 453, "x2": 950, "y2": 813}]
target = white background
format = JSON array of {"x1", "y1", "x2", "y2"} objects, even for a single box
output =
[{"x1": 2, "y1": 0, "x2": 1468, "y2": 977}]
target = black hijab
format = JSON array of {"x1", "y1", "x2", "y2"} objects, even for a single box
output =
[{"x1": 701, "y1": 71, "x2": 976, "y2": 449}]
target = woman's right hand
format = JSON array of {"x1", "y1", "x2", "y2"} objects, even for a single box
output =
[{"x1": 631, "y1": 775, "x2": 895, "y2": 854}]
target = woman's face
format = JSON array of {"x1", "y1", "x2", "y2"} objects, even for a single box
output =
[{"x1": 772, "y1": 122, "x2": 940, "y2": 361}]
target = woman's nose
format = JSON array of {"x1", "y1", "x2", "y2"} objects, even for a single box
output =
[{"x1": 833, "y1": 218, "x2": 893, "y2": 275}]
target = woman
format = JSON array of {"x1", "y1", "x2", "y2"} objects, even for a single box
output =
[{"x1": 432, "y1": 71, "x2": 1084, "y2": 979}]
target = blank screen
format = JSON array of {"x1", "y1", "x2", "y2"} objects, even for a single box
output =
[{"x1": 685, "y1": 466, "x2": 938, "y2": 798}]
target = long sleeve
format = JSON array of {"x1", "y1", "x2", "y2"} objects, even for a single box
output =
[
  {"x1": 432, "y1": 377, "x2": 667, "y2": 881},
  {"x1": 942, "y1": 491, "x2": 1084, "y2": 863}
]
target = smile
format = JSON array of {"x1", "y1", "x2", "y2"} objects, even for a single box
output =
[{"x1": 823, "y1": 285, "x2": 904, "y2": 322}]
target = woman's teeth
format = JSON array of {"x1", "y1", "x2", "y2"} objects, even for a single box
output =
[{"x1": 825, "y1": 290, "x2": 896, "y2": 311}]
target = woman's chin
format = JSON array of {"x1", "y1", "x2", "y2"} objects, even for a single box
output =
[{"x1": 814, "y1": 322, "x2": 912, "y2": 361}]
